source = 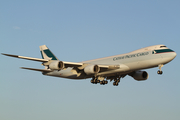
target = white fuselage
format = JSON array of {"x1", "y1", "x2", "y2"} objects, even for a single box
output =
[{"x1": 44, "y1": 45, "x2": 176, "y2": 79}]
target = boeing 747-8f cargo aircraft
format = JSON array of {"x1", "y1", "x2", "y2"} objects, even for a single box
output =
[{"x1": 2, "y1": 45, "x2": 176, "y2": 86}]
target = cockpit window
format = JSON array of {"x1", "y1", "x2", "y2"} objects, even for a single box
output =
[{"x1": 160, "y1": 46, "x2": 167, "y2": 48}]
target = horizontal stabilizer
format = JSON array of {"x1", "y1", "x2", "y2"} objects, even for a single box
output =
[
  {"x1": 21, "y1": 67, "x2": 52, "y2": 72},
  {"x1": 2, "y1": 53, "x2": 48, "y2": 62}
]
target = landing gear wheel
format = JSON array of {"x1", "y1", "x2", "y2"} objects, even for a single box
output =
[
  {"x1": 115, "y1": 82, "x2": 119, "y2": 86},
  {"x1": 103, "y1": 81, "x2": 106, "y2": 85},
  {"x1": 113, "y1": 82, "x2": 118, "y2": 86},
  {"x1": 113, "y1": 82, "x2": 116, "y2": 86},
  {"x1": 157, "y1": 70, "x2": 163, "y2": 75}
]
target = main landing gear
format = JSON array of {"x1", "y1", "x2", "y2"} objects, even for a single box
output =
[
  {"x1": 91, "y1": 76, "x2": 122, "y2": 86},
  {"x1": 113, "y1": 78, "x2": 120, "y2": 86},
  {"x1": 91, "y1": 77, "x2": 108, "y2": 85},
  {"x1": 91, "y1": 79, "x2": 100, "y2": 84},
  {"x1": 157, "y1": 64, "x2": 163, "y2": 75},
  {"x1": 100, "y1": 80, "x2": 108, "y2": 85}
]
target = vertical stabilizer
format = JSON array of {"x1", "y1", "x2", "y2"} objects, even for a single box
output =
[{"x1": 39, "y1": 45, "x2": 59, "y2": 60}]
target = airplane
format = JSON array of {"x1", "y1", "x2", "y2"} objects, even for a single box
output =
[{"x1": 2, "y1": 44, "x2": 176, "y2": 86}]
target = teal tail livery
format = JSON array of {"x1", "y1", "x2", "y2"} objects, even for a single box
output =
[
  {"x1": 2, "y1": 45, "x2": 177, "y2": 86},
  {"x1": 40, "y1": 45, "x2": 59, "y2": 60}
]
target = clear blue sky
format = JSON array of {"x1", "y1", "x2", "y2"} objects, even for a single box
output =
[{"x1": 1, "y1": 0, "x2": 180, "y2": 120}]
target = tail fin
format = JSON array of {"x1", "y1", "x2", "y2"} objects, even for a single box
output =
[{"x1": 39, "y1": 45, "x2": 59, "y2": 60}]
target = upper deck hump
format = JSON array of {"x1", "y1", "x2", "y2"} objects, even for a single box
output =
[{"x1": 129, "y1": 45, "x2": 166, "y2": 54}]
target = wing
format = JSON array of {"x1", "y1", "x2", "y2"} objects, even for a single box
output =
[
  {"x1": 1, "y1": 53, "x2": 84, "y2": 67},
  {"x1": 62, "y1": 62, "x2": 128, "y2": 77},
  {"x1": 2, "y1": 53, "x2": 48, "y2": 62},
  {"x1": 96, "y1": 64, "x2": 129, "y2": 76},
  {"x1": 2, "y1": 53, "x2": 127, "y2": 75},
  {"x1": 21, "y1": 67, "x2": 52, "y2": 72}
]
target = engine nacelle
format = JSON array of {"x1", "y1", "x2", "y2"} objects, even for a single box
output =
[
  {"x1": 49, "y1": 61, "x2": 64, "y2": 70},
  {"x1": 84, "y1": 65, "x2": 100, "y2": 75},
  {"x1": 132, "y1": 71, "x2": 149, "y2": 81}
]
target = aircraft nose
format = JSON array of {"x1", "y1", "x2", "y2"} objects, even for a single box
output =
[{"x1": 172, "y1": 52, "x2": 177, "y2": 58}]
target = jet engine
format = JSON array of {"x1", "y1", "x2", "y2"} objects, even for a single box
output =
[
  {"x1": 84, "y1": 65, "x2": 100, "y2": 75},
  {"x1": 132, "y1": 71, "x2": 149, "y2": 81},
  {"x1": 49, "y1": 61, "x2": 64, "y2": 70}
]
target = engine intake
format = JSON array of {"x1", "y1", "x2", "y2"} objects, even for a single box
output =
[
  {"x1": 49, "y1": 61, "x2": 64, "y2": 70},
  {"x1": 84, "y1": 65, "x2": 100, "y2": 75},
  {"x1": 132, "y1": 71, "x2": 149, "y2": 81}
]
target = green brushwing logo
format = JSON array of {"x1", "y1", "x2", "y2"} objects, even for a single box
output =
[{"x1": 40, "y1": 49, "x2": 57, "y2": 60}]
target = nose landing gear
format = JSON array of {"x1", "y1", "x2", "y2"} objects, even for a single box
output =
[{"x1": 157, "y1": 64, "x2": 163, "y2": 75}]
